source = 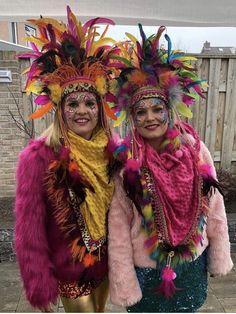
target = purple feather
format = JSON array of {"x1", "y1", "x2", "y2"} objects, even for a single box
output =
[
  {"x1": 144, "y1": 235, "x2": 159, "y2": 248},
  {"x1": 138, "y1": 23, "x2": 146, "y2": 46},
  {"x1": 66, "y1": 6, "x2": 79, "y2": 41},
  {"x1": 136, "y1": 41, "x2": 144, "y2": 61},
  {"x1": 46, "y1": 24, "x2": 56, "y2": 45},
  {"x1": 105, "y1": 93, "x2": 117, "y2": 103}
]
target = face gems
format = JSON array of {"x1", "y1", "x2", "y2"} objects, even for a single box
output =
[
  {"x1": 63, "y1": 91, "x2": 99, "y2": 139},
  {"x1": 133, "y1": 98, "x2": 168, "y2": 127},
  {"x1": 159, "y1": 110, "x2": 168, "y2": 124},
  {"x1": 64, "y1": 92, "x2": 97, "y2": 114}
]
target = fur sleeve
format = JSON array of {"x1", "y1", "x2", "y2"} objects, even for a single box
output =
[
  {"x1": 14, "y1": 141, "x2": 58, "y2": 309},
  {"x1": 200, "y1": 142, "x2": 234, "y2": 275},
  {"x1": 108, "y1": 174, "x2": 142, "y2": 307}
]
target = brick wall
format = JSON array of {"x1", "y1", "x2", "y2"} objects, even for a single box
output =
[
  {"x1": 0, "y1": 51, "x2": 30, "y2": 198},
  {"x1": 0, "y1": 51, "x2": 53, "y2": 198}
]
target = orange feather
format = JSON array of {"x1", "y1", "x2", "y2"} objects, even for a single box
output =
[
  {"x1": 83, "y1": 253, "x2": 97, "y2": 267},
  {"x1": 30, "y1": 102, "x2": 53, "y2": 119},
  {"x1": 103, "y1": 102, "x2": 117, "y2": 120}
]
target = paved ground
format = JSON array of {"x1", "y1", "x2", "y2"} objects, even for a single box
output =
[{"x1": 0, "y1": 253, "x2": 236, "y2": 313}]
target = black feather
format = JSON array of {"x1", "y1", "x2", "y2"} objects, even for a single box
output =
[
  {"x1": 123, "y1": 170, "x2": 144, "y2": 217},
  {"x1": 202, "y1": 177, "x2": 224, "y2": 198},
  {"x1": 37, "y1": 50, "x2": 59, "y2": 73}
]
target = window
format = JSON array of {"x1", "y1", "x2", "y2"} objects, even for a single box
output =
[
  {"x1": 25, "y1": 24, "x2": 36, "y2": 47},
  {"x1": 10, "y1": 22, "x2": 18, "y2": 44}
]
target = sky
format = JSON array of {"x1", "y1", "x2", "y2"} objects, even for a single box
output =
[{"x1": 107, "y1": 26, "x2": 236, "y2": 53}]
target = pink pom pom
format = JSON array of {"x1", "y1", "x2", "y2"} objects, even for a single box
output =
[
  {"x1": 124, "y1": 158, "x2": 140, "y2": 183},
  {"x1": 166, "y1": 128, "x2": 180, "y2": 140},
  {"x1": 175, "y1": 149, "x2": 183, "y2": 158},
  {"x1": 125, "y1": 158, "x2": 140, "y2": 172},
  {"x1": 161, "y1": 266, "x2": 177, "y2": 281},
  {"x1": 153, "y1": 265, "x2": 182, "y2": 298},
  {"x1": 199, "y1": 163, "x2": 213, "y2": 178}
]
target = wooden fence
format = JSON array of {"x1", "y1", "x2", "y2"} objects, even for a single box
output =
[{"x1": 190, "y1": 54, "x2": 236, "y2": 174}]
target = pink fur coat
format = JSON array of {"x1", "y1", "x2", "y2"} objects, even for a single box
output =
[
  {"x1": 108, "y1": 141, "x2": 234, "y2": 307},
  {"x1": 14, "y1": 139, "x2": 91, "y2": 309}
]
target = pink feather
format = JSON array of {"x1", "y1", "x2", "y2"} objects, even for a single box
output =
[
  {"x1": 17, "y1": 53, "x2": 41, "y2": 59},
  {"x1": 199, "y1": 163, "x2": 213, "y2": 178},
  {"x1": 153, "y1": 266, "x2": 182, "y2": 298},
  {"x1": 82, "y1": 17, "x2": 115, "y2": 33},
  {"x1": 30, "y1": 42, "x2": 40, "y2": 52},
  {"x1": 35, "y1": 95, "x2": 51, "y2": 106}
]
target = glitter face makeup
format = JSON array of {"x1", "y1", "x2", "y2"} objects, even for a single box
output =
[
  {"x1": 63, "y1": 91, "x2": 99, "y2": 140},
  {"x1": 132, "y1": 97, "x2": 169, "y2": 144}
]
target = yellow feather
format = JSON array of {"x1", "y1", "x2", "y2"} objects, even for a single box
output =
[
  {"x1": 178, "y1": 56, "x2": 197, "y2": 61},
  {"x1": 28, "y1": 18, "x2": 66, "y2": 33},
  {"x1": 109, "y1": 80, "x2": 119, "y2": 96},
  {"x1": 113, "y1": 111, "x2": 126, "y2": 127},
  {"x1": 48, "y1": 83, "x2": 62, "y2": 105},
  {"x1": 76, "y1": 21, "x2": 84, "y2": 42},
  {"x1": 201, "y1": 81, "x2": 209, "y2": 87},
  {"x1": 95, "y1": 76, "x2": 107, "y2": 96},
  {"x1": 24, "y1": 36, "x2": 48, "y2": 47},
  {"x1": 125, "y1": 32, "x2": 138, "y2": 44},
  {"x1": 90, "y1": 37, "x2": 116, "y2": 55},
  {"x1": 143, "y1": 204, "x2": 152, "y2": 219},
  {"x1": 26, "y1": 81, "x2": 42, "y2": 95},
  {"x1": 176, "y1": 102, "x2": 193, "y2": 119}
]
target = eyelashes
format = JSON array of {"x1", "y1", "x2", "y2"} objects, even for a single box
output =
[
  {"x1": 65, "y1": 100, "x2": 97, "y2": 112},
  {"x1": 133, "y1": 108, "x2": 169, "y2": 126},
  {"x1": 135, "y1": 107, "x2": 164, "y2": 116}
]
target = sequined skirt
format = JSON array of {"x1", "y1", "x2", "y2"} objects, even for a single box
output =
[{"x1": 127, "y1": 250, "x2": 208, "y2": 313}]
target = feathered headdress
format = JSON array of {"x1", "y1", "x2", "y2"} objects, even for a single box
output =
[
  {"x1": 108, "y1": 25, "x2": 207, "y2": 133},
  {"x1": 18, "y1": 6, "x2": 123, "y2": 120}
]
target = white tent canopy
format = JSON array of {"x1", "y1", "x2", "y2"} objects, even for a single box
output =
[{"x1": 0, "y1": 0, "x2": 236, "y2": 26}]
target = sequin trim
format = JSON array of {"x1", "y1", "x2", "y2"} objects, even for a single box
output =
[
  {"x1": 127, "y1": 251, "x2": 208, "y2": 313},
  {"x1": 69, "y1": 188, "x2": 106, "y2": 252}
]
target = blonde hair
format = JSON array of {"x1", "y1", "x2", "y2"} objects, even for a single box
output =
[{"x1": 39, "y1": 111, "x2": 64, "y2": 152}]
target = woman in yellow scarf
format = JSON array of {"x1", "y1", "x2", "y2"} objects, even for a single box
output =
[{"x1": 14, "y1": 6, "x2": 119, "y2": 312}]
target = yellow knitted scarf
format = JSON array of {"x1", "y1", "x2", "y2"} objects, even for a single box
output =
[{"x1": 68, "y1": 129, "x2": 114, "y2": 241}]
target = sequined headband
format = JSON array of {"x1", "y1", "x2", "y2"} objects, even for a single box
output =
[
  {"x1": 62, "y1": 79, "x2": 98, "y2": 98},
  {"x1": 130, "y1": 86, "x2": 168, "y2": 107}
]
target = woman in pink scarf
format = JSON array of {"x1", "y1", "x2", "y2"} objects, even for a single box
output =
[{"x1": 107, "y1": 25, "x2": 233, "y2": 313}]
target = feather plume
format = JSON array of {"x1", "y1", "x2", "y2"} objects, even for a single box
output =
[{"x1": 30, "y1": 102, "x2": 53, "y2": 119}]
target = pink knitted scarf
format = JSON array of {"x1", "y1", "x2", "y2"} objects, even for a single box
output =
[{"x1": 138, "y1": 133, "x2": 201, "y2": 247}]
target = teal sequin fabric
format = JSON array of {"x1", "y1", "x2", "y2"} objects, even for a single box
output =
[{"x1": 127, "y1": 251, "x2": 208, "y2": 313}]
